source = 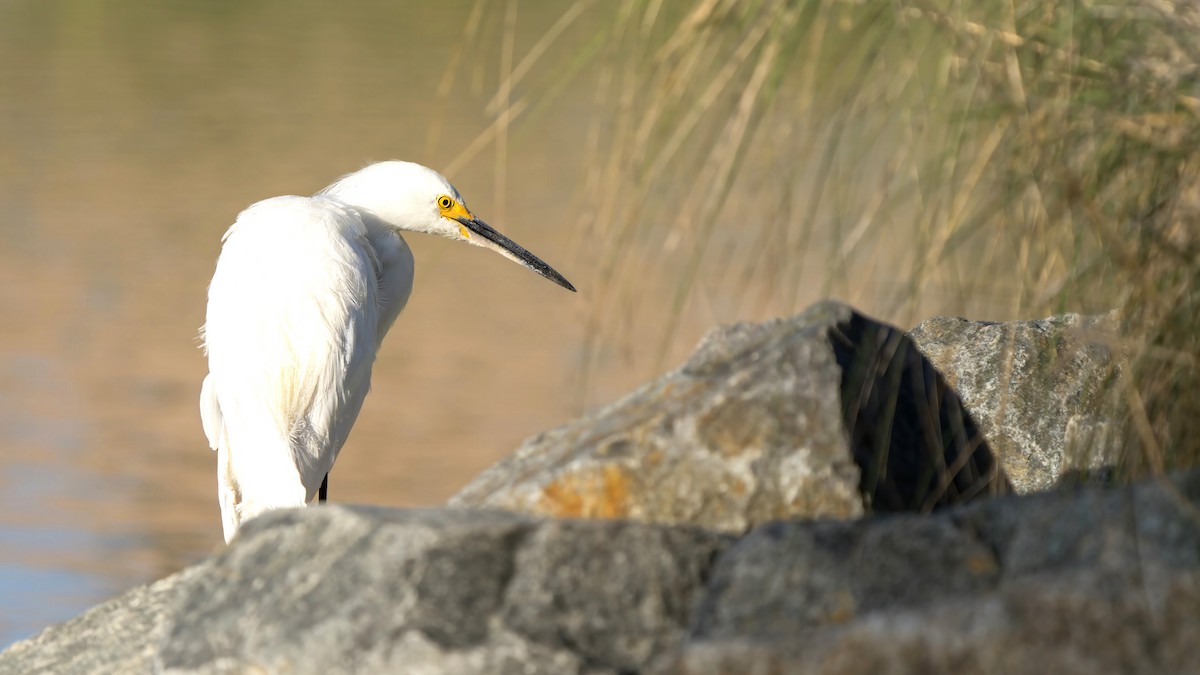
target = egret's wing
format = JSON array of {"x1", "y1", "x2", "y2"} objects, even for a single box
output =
[
  {"x1": 202, "y1": 196, "x2": 381, "y2": 500},
  {"x1": 199, "y1": 373, "x2": 222, "y2": 451}
]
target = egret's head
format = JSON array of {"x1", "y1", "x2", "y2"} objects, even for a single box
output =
[
  {"x1": 319, "y1": 161, "x2": 466, "y2": 237},
  {"x1": 321, "y1": 161, "x2": 575, "y2": 292}
]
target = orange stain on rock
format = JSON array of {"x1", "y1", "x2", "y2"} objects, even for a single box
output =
[
  {"x1": 538, "y1": 465, "x2": 633, "y2": 519},
  {"x1": 828, "y1": 590, "x2": 858, "y2": 623},
  {"x1": 966, "y1": 553, "x2": 999, "y2": 575},
  {"x1": 643, "y1": 449, "x2": 665, "y2": 468}
]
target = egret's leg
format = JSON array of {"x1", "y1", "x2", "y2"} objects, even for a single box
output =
[{"x1": 319, "y1": 473, "x2": 328, "y2": 502}]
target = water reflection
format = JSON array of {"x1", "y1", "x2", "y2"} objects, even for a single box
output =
[
  {"x1": 0, "y1": 0, "x2": 613, "y2": 646},
  {"x1": 0, "y1": 561, "x2": 113, "y2": 647}
]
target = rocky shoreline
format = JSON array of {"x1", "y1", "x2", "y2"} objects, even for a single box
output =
[{"x1": 4, "y1": 302, "x2": 1193, "y2": 674}]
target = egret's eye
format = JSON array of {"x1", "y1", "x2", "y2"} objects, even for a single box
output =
[{"x1": 437, "y1": 195, "x2": 454, "y2": 210}]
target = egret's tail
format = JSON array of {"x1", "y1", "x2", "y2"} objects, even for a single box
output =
[
  {"x1": 217, "y1": 429, "x2": 308, "y2": 544},
  {"x1": 217, "y1": 443, "x2": 241, "y2": 543}
]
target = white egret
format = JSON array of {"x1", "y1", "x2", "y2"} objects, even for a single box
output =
[{"x1": 200, "y1": 161, "x2": 575, "y2": 543}]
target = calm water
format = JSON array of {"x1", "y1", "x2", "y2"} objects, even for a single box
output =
[
  {"x1": 0, "y1": 0, "x2": 1021, "y2": 646},
  {"x1": 0, "y1": 0, "x2": 713, "y2": 645}
]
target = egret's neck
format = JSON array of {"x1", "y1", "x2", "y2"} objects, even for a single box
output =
[{"x1": 356, "y1": 211, "x2": 416, "y2": 347}]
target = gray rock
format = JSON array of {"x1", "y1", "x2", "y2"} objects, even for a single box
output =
[
  {"x1": 453, "y1": 301, "x2": 1008, "y2": 527},
  {"x1": 658, "y1": 469, "x2": 1200, "y2": 674},
  {"x1": 909, "y1": 312, "x2": 1123, "y2": 493},
  {"x1": 4, "y1": 472, "x2": 1196, "y2": 675},
  {"x1": 158, "y1": 506, "x2": 727, "y2": 674}
]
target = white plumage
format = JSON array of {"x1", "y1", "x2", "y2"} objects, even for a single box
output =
[{"x1": 201, "y1": 161, "x2": 574, "y2": 542}]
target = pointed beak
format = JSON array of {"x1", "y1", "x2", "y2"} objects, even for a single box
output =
[{"x1": 455, "y1": 216, "x2": 576, "y2": 292}]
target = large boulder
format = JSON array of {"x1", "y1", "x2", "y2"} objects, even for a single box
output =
[
  {"x1": 660, "y1": 469, "x2": 1200, "y2": 674},
  {"x1": 909, "y1": 312, "x2": 1122, "y2": 492},
  {"x1": 2, "y1": 472, "x2": 1196, "y2": 674},
  {"x1": 158, "y1": 508, "x2": 727, "y2": 674},
  {"x1": 453, "y1": 301, "x2": 1009, "y2": 528}
]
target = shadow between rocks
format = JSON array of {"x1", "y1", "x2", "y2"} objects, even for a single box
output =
[{"x1": 831, "y1": 308, "x2": 1012, "y2": 512}]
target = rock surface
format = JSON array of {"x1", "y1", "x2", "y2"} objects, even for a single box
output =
[
  {"x1": 159, "y1": 508, "x2": 727, "y2": 674},
  {"x1": 909, "y1": 312, "x2": 1122, "y2": 493},
  {"x1": 662, "y1": 469, "x2": 1200, "y2": 674},
  {"x1": 453, "y1": 301, "x2": 1008, "y2": 527},
  {"x1": 2, "y1": 472, "x2": 1196, "y2": 674}
]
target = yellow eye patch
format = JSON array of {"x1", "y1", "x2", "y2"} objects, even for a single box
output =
[{"x1": 437, "y1": 193, "x2": 474, "y2": 239}]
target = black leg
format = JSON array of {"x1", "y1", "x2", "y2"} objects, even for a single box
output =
[{"x1": 319, "y1": 473, "x2": 328, "y2": 503}]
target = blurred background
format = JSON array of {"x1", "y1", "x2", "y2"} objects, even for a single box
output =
[{"x1": 0, "y1": 0, "x2": 1196, "y2": 647}]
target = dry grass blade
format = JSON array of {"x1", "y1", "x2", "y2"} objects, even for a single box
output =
[
  {"x1": 657, "y1": 10, "x2": 794, "y2": 364},
  {"x1": 427, "y1": 0, "x2": 490, "y2": 157},
  {"x1": 444, "y1": 99, "x2": 530, "y2": 177},
  {"x1": 484, "y1": 0, "x2": 596, "y2": 115}
]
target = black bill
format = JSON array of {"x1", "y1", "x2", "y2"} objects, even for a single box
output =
[{"x1": 457, "y1": 216, "x2": 576, "y2": 292}]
